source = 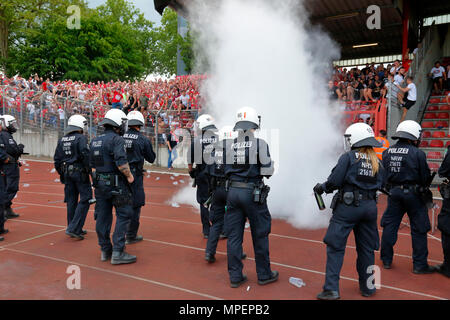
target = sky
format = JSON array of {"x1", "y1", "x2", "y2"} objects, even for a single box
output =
[{"x1": 87, "y1": 0, "x2": 163, "y2": 25}]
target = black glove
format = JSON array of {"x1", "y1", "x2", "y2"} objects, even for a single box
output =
[
  {"x1": 189, "y1": 169, "x2": 197, "y2": 179},
  {"x1": 313, "y1": 183, "x2": 325, "y2": 195}
]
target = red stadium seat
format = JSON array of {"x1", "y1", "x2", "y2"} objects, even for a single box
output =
[
  {"x1": 419, "y1": 141, "x2": 429, "y2": 148},
  {"x1": 446, "y1": 141, "x2": 450, "y2": 148},
  {"x1": 429, "y1": 98, "x2": 441, "y2": 104},
  {"x1": 438, "y1": 112, "x2": 449, "y2": 119},
  {"x1": 430, "y1": 140, "x2": 444, "y2": 148},
  {"x1": 435, "y1": 121, "x2": 449, "y2": 128},
  {"x1": 424, "y1": 113, "x2": 437, "y2": 119},
  {"x1": 421, "y1": 121, "x2": 435, "y2": 128},
  {"x1": 427, "y1": 151, "x2": 443, "y2": 159},
  {"x1": 428, "y1": 162, "x2": 440, "y2": 171},
  {"x1": 432, "y1": 131, "x2": 446, "y2": 138},
  {"x1": 440, "y1": 105, "x2": 450, "y2": 111},
  {"x1": 428, "y1": 105, "x2": 439, "y2": 111},
  {"x1": 422, "y1": 131, "x2": 431, "y2": 138}
]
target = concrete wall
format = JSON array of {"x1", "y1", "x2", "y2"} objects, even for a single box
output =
[
  {"x1": 15, "y1": 129, "x2": 59, "y2": 158},
  {"x1": 442, "y1": 25, "x2": 450, "y2": 58}
]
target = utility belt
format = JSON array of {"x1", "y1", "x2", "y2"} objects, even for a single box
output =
[
  {"x1": 386, "y1": 183, "x2": 421, "y2": 194},
  {"x1": 92, "y1": 172, "x2": 120, "y2": 187},
  {"x1": 92, "y1": 172, "x2": 133, "y2": 207},
  {"x1": 210, "y1": 176, "x2": 227, "y2": 188},
  {"x1": 228, "y1": 180, "x2": 270, "y2": 204},
  {"x1": 6, "y1": 155, "x2": 18, "y2": 165},
  {"x1": 331, "y1": 188, "x2": 377, "y2": 209},
  {"x1": 62, "y1": 163, "x2": 86, "y2": 175}
]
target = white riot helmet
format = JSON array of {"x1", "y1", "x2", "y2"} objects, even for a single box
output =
[
  {"x1": 66, "y1": 114, "x2": 87, "y2": 134},
  {"x1": 234, "y1": 106, "x2": 260, "y2": 131},
  {"x1": 344, "y1": 123, "x2": 382, "y2": 150},
  {"x1": 196, "y1": 114, "x2": 217, "y2": 131},
  {"x1": 392, "y1": 120, "x2": 422, "y2": 141},
  {"x1": 127, "y1": 110, "x2": 145, "y2": 127},
  {"x1": 100, "y1": 109, "x2": 128, "y2": 135},
  {"x1": 218, "y1": 125, "x2": 237, "y2": 141},
  {"x1": 0, "y1": 115, "x2": 19, "y2": 133}
]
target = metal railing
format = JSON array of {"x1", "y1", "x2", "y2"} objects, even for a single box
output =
[{"x1": 0, "y1": 85, "x2": 200, "y2": 164}]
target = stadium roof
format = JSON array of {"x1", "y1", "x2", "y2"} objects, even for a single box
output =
[{"x1": 153, "y1": 0, "x2": 450, "y2": 60}]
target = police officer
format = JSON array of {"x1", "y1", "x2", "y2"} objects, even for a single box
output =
[
  {"x1": 204, "y1": 125, "x2": 245, "y2": 263},
  {"x1": 314, "y1": 123, "x2": 384, "y2": 300},
  {"x1": 435, "y1": 147, "x2": 450, "y2": 277},
  {"x1": 54, "y1": 115, "x2": 92, "y2": 240},
  {"x1": 90, "y1": 109, "x2": 136, "y2": 265},
  {"x1": 0, "y1": 118, "x2": 10, "y2": 240},
  {"x1": 224, "y1": 106, "x2": 278, "y2": 288},
  {"x1": 123, "y1": 111, "x2": 156, "y2": 244},
  {"x1": 0, "y1": 115, "x2": 24, "y2": 219},
  {"x1": 380, "y1": 120, "x2": 435, "y2": 274},
  {"x1": 188, "y1": 114, "x2": 218, "y2": 239}
]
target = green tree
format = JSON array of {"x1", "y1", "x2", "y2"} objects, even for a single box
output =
[
  {"x1": 0, "y1": 0, "x2": 87, "y2": 73},
  {"x1": 8, "y1": 6, "x2": 153, "y2": 81},
  {"x1": 150, "y1": 8, "x2": 194, "y2": 76}
]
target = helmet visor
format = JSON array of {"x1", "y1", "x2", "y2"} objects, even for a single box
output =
[
  {"x1": 343, "y1": 134, "x2": 352, "y2": 152},
  {"x1": 8, "y1": 119, "x2": 19, "y2": 133}
]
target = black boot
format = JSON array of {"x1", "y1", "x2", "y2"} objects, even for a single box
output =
[
  {"x1": 111, "y1": 251, "x2": 137, "y2": 265},
  {"x1": 241, "y1": 253, "x2": 247, "y2": 260},
  {"x1": 230, "y1": 275, "x2": 248, "y2": 288},
  {"x1": 413, "y1": 265, "x2": 436, "y2": 274},
  {"x1": 81, "y1": 230, "x2": 87, "y2": 235},
  {"x1": 205, "y1": 253, "x2": 216, "y2": 263},
  {"x1": 0, "y1": 229, "x2": 9, "y2": 235},
  {"x1": 125, "y1": 235, "x2": 143, "y2": 245},
  {"x1": 433, "y1": 264, "x2": 450, "y2": 277},
  {"x1": 317, "y1": 290, "x2": 340, "y2": 300},
  {"x1": 65, "y1": 230, "x2": 84, "y2": 240},
  {"x1": 101, "y1": 250, "x2": 112, "y2": 262},
  {"x1": 258, "y1": 270, "x2": 279, "y2": 285},
  {"x1": 5, "y1": 207, "x2": 19, "y2": 219}
]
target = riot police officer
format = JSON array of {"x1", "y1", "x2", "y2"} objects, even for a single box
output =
[
  {"x1": 188, "y1": 114, "x2": 218, "y2": 239},
  {"x1": 89, "y1": 109, "x2": 136, "y2": 265},
  {"x1": 380, "y1": 120, "x2": 435, "y2": 274},
  {"x1": 204, "y1": 125, "x2": 245, "y2": 263},
  {"x1": 224, "y1": 106, "x2": 278, "y2": 288},
  {"x1": 314, "y1": 123, "x2": 384, "y2": 300},
  {"x1": 123, "y1": 111, "x2": 156, "y2": 244},
  {"x1": 435, "y1": 147, "x2": 450, "y2": 277},
  {"x1": 0, "y1": 118, "x2": 10, "y2": 240},
  {"x1": 0, "y1": 115, "x2": 24, "y2": 219},
  {"x1": 54, "y1": 115, "x2": 92, "y2": 240}
]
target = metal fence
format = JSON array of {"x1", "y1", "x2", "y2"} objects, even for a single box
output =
[{"x1": 0, "y1": 85, "x2": 200, "y2": 165}]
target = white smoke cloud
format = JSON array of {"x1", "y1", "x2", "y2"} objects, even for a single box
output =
[{"x1": 172, "y1": 0, "x2": 345, "y2": 229}]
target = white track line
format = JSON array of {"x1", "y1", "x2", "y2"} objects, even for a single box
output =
[
  {"x1": 4, "y1": 248, "x2": 222, "y2": 300},
  {"x1": 0, "y1": 228, "x2": 65, "y2": 249},
  {"x1": 7, "y1": 218, "x2": 447, "y2": 300},
  {"x1": 11, "y1": 202, "x2": 444, "y2": 264}
]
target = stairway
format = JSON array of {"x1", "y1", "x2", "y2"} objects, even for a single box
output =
[{"x1": 420, "y1": 91, "x2": 450, "y2": 184}]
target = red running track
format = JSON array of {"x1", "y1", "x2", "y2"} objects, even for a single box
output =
[{"x1": 0, "y1": 160, "x2": 448, "y2": 300}]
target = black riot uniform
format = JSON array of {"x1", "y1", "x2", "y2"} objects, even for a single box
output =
[
  {"x1": 380, "y1": 139, "x2": 435, "y2": 273},
  {"x1": 54, "y1": 130, "x2": 92, "y2": 238},
  {"x1": 123, "y1": 127, "x2": 156, "y2": 243},
  {"x1": 188, "y1": 130, "x2": 217, "y2": 238},
  {"x1": 90, "y1": 125, "x2": 135, "y2": 263},
  {"x1": 433, "y1": 147, "x2": 450, "y2": 277},
  {"x1": 224, "y1": 131, "x2": 277, "y2": 287},
  {"x1": 316, "y1": 148, "x2": 384, "y2": 299},
  {"x1": 0, "y1": 128, "x2": 24, "y2": 218},
  {"x1": 0, "y1": 139, "x2": 10, "y2": 239}
]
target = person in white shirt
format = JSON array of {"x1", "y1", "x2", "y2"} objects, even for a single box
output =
[
  {"x1": 429, "y1": 61, "x2": 447, "y2": 93},
  {"x1": 396, "y1": 76, "x2": 417, "y2": 122}
]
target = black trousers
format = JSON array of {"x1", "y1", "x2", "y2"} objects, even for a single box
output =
[
  {"x1": 205, "y1": 185, "x2": 226, "y2": 256},
  {"x1": 4, "y1": 163, "x2": 19, "y2": 208},
  {"x1": 225, "y1": 187, "x2": 272, "y2": 283},
  {"x1": 381, "y1": 188, "x2": 431, "y2": 270},
  {"x1": 323, "y1": 199, "x2": 379, "y2": 294}
]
